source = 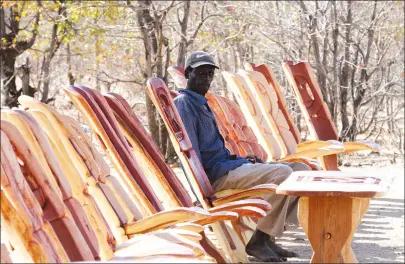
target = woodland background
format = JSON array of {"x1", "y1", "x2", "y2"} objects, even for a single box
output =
[{"x1": 1, "y1": 0, "x2": 404, "y2": 163}]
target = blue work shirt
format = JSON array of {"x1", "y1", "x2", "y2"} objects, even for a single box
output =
[{"x1": 174, "y1": 89, "x2": 250, "y2": 184}]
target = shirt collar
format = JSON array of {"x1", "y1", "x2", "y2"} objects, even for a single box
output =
[{"x1": 178, "y1": 88, "x2": 208, "y2": 107}]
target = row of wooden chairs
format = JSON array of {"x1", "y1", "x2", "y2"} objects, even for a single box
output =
[
  {"x1": 1, "y1": 96, "x2": 239, "y2": 262},
  {"x1": 167, "y1": 62, "x2": 380, "y2": 171}
]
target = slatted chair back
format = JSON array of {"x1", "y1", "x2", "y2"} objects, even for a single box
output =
[
  {"x1": 282, "y1": 61, "x2": 340, "y2": 170},
  {"x1": 14, "y1": 105, "x2": 139, "y2": 247},
  {"x1": 205, "y1": 92, "x2": 268, "y2": 161},
  {"x1": 61, "y1": 87, "x2": 161, "y2": 215},
  {"x1": 17, "y1": 97, "x2": 124, "y2": 258},
  {"x1": 1, "y1": 123, "x2": 71, "y2": 263},
  {"x1": 1, "y1": 121, "x2": 214, "y2": 262},
  {"x1": 283, "y1": 61, "x2": 338, "y2": 141},
  {"x1": 238, "y1": 69, "x2": 298, "y2": 157},
  {"x1": 103, "y1": 92, "x2": 193, "y2": 208},
  {"x1": 15, "y1": 98, "x2": 216, "y2": 259},
  {"x1": 1, "y1": 111, "x2": 107, "y2": 260},
  {"x1": 245, "y1": 63, "x2": 301, "y2": 144},
  {"x1": 222, "y1": 71, "x2": 284, "y2": 160}
]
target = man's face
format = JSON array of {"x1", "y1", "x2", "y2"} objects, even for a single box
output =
[{"x1": 187, "y1": 65, "x2": 216, "y2": 95}]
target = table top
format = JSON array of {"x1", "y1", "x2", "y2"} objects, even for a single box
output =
[{"x1": 276, "y1": 170, "x2": 394, "y2": 198}]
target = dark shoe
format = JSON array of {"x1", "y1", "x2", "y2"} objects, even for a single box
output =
[
  {"x1": 246, "y1": 229, "x2": 286, "y2": 262},
  {"x1": 267, "y1": 235, "x2": 299, "y2": 258}
]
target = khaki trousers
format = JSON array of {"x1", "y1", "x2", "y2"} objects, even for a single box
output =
[{"x1": 212, "y1": 162, "x2": 311, "y2": 237}]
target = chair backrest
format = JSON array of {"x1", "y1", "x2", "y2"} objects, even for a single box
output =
[
  {"x1": 245, "y1": 63, "x2": 301, "y2": 144},
  {"x1": 205, "y1": 92, "x2": 268, "y2": 162},
  {"x1": 222, "y1": 71, "x2": 283, "y2": 160},
  {"x1": 146, "y1": 77, "x2": 216, "y2": 208},
  {"x1": 16, "y1": 96, "x2": 123, "y2": 258},
  {"x1": 62, "y1": 87, "x2": 161, "y2": 216},
  {"x1": 282, "y1": 61, "x2": 339, "y2": 170},
  {"x1": 103, "y1": 92, "x2": 193, "y2": 208},
  {"x1": 1, "y1": 123, "x2": 71, "y2": 263},
  {"x1": 34, "y1": 106, "x2": 141, "y2": 245},
  {"x1": 1, "y1": 110, "x2": 103, "y2": 260},
  {"x1": 282, "y1": 61, "x2": 339, "y2": 141},
  {"x1": 71, "y1": 86, "x2": 191, "y2": 211},
  {"x1": 238, "y1": 69, "x2": 299, "y2": 157},
  {"x1": 168, "y1": 66, "x2": 187, "y2": 88}
]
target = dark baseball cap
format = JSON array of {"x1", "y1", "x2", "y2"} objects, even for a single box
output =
[{"x1": 185, "y1": 51, "x2": 219, "y2": 70}]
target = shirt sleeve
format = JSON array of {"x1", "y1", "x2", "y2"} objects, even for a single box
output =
[{"x1": 174, "y1": 99, "x2": 203, "y2": 164}]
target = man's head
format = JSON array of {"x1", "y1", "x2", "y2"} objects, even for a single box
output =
[{"x1": 184, "y1": 51, "x2": 219, "y2": 95}]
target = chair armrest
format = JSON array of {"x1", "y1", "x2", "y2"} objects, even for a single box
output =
[
  {"x1": 191, "y1": 212, "x2": 239, "y2": 226},
  {"x1": 208, "y1": 198, "x2": 271, "y2": 213},
  {"x1": 296, "y1": 140, "x2": 342, "y2": 152},
  {"x1": 169, "y1": 223, "x2": 205, "y2": 234},
  {"x1": 113, "y1": 235, "x2": 198, "y2": 258},
  {"x1": 124, "y1": 207, "x2": 210, "y2": 235},
  {"x1": 276, "y1": 156, "x2": 322, "y2": 170},
  {"x1": 219, "y1": 206, "x2": 267, "y2": 218},
  {"x1": 115, "y1": 232, "x2": 206, "y2": 258},
  {"x1": 212, "y1": 184, "x2": 277, "y2": 206},
  {"x1": 280, "y1": 141, "x2": 344, "y2": 160},
  {"x1": 343, "y1": 141, "x2": 380, "y2": 154}
]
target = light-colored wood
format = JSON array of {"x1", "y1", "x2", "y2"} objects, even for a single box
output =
[
  {"x1": 222, "y1": 71, "x2": 282, "y2": 161},
  {"x1": 238, "y1": 69, "x2": 292, "y2": 157},
  {"x1": 124, "y1": 207, "x2": 210, "y2": 234},
  {"x1": 298, "y1": 196, "x2": 371, "y2": 263},
  {"x1": 279, "y1": 171, "x2": 392, "y2": 263},
  {"x1": 212, "y1": 183, "x2": 277, "y2": 206},
  {"x1": 276, "y1": 170, "x2": 393, "y2": 198},
  {"x1": 342, "y1": 141, "x2": 380, "y2": 154},
  {"x1": 244, "y1": 63, "x2": 301, "y2": 144},
  {"x1": 170, "y1": 223, "x2": 205, "y2": 234},
  {"x1": 208, "y1": 198, "x2": 271, "y2": 213}
]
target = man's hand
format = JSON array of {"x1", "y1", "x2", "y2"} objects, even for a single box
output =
[{"x1": 246, "y1": 154, "x2": 264, "y2": 164}]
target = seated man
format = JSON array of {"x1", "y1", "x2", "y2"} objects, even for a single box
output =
[{"x1": 174, "y1": 51, "x2": 311, "y2": 262}]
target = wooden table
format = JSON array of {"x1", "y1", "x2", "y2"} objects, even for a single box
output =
[{"x1": 276, "y1": 170, "x2": 393, "y2": 263}]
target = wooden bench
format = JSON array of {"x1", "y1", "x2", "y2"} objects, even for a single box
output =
[{"x1": 277, "y1": 170, "x2": 393, "y2": 263}]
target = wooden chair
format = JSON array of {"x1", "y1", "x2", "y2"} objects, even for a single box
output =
[
  {"x1": 279, "y1": 61, "x2": 379, "y2": 170},
  {"x1": 62, "y1": 85, "x2": 273, "y2": 263},
  {"x1": 0, "y1": 123, "x2": 215, "y2": 263},
  {"x1": 104, "y1": 91, "x2": 275, "y2": 246},
  {"x1": 223, "y1": 69, "x2": 348, "y2": 169},
  {"x1": 146, "y1": 77, "x2": 285, "y2": 262},
  {"x1": 168, "y1": 66, "x2": 266, "y2": 161},
  {"x1": 9, "y1": 99, "x2": 215, "y2": 261}
]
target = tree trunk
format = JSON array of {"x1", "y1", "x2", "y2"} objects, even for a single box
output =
[
  {"x1": 1, "y1": 3, "x2": 39, "y2": 107},
  {"x1": 176, "y1": 1, "x2": 191, "y2": 68},
  {"x1": 66, "y1": 43, "x2": 75, "y2": 85},
  {"x1": 346, "y1": 1, "x2": 378, "y2": 141},
  {"x1": 135, "y1": 0, "x2": 160, "y2": 147},
  {"x1": 339, "y1": 0, "x2": 352, "y2": 140},
  {"x1": 41, "y1": 2, "x2": 66, "y2": 103}
]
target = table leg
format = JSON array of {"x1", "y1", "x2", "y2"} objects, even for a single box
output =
[
  {"x1": 341, "y1": 198, "x2": 370, "y2": 262},
  {"x1": 298, "y1": 196, "x2": 369, "y2": 263}
]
